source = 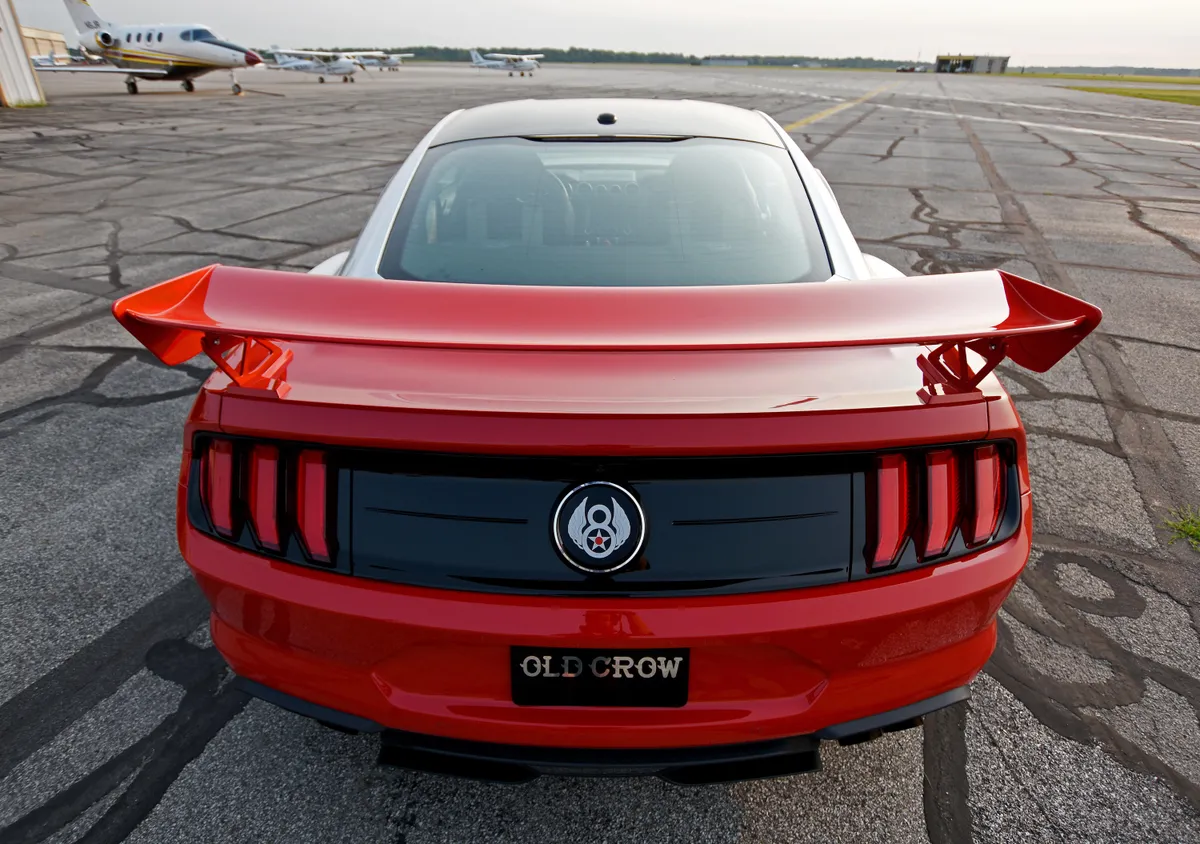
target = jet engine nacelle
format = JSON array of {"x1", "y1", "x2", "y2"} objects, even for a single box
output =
[{"x1": 94, "y1": 31, "x2": 118, "y2": 49}]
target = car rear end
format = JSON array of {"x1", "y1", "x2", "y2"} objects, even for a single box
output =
[{"x1": 114, "y1": 100, "x2": 1099, "y2": 783}]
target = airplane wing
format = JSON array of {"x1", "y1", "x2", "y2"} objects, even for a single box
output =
[
  {"x1": 35, "y1": 65, "x2": 170, "y2": 76},
  {"x1": 484, "y1": 53, "x2": 544, "y2": 61},
  {"x1": 344, "y1": 51, "x2": 387, "y2": 57},
  {"x1": 272, "y1": 49, "x2": 340, "y2": 56},
  {"x1": 389, "y1": 53, "x2": 415, "y2": 58}
]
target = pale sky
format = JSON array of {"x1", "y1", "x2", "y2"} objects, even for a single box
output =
[{"x1": 14, "y1": 0, "x2": 1199, "y2": 68}]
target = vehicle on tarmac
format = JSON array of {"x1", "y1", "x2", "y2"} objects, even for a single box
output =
[
  {"x1": 38, "y1": 0, "x2": 262, "y2": 95},
  {"x1": 357, "y1": 52, "x2": 415, "y2": 71},
  {"x1": 114, "y1": 98, "x2": 1102, "y2": 785},
  {"x1": 266, "y1": 49, "x2": 394, "y2": 82},
  {"x1": 469, "y1": 49, "x2": 542, "y2": 76}
]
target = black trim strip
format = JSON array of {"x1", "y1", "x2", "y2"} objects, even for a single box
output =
[
  {"x1": 815, "y1": 686, "x2": 970, "y2": 739},
  {"x1": 232, "y1": 677, "x2": 384, "y2": 734},
  {"x1": 673, "y1": 510, "x2": 836, "y2": 526},
  {"x1": 365, "y1": 506, "x2": 528, "y2": 525}
]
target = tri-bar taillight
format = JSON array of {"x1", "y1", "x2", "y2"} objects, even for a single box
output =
[
  {"x1": 192, "y1": 436, "x2": 333, "y2": 566},
  {"x1": 868, "y1": 442, "x2": 1014, "y2": 572}
]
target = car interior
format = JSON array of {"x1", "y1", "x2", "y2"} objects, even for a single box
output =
[{"x1": 380, "y1": 138, "x2": 832, "y2": 286}]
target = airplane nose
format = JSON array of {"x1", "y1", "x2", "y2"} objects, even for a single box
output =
[{"x1": 245, "y1": 51, "x2": 263, "y2": 66}]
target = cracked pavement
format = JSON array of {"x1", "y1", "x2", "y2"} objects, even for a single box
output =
[{"x1": 1, "y1": 65, "x2": 1199, "y2": 843}]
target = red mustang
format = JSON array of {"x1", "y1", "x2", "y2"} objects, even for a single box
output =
[{"x1": 114, "y1": 99, "x2": 1101, "y2": 784}]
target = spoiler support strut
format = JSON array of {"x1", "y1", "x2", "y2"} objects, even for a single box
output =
[
  {"x1": 916, "y1": 338, "x2": 1008, "y2": 405},
  {"x1": 202, "y1": 334, "x2": 293, "y2": 398}
]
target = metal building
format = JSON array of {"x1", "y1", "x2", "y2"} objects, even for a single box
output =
[
  {"x1": 0, "y1": 0, "x2": 45, "y2": 106},
  {"x1": 22, "y1": 26, "x2": 69, "y2": 59},
  {"x1": 935, "y1": 55, "x2": 1010, "y2": 74}
]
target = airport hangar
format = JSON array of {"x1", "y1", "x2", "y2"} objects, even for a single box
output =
[{"x1": 936, "y1": 54, "x2": 1010, "y2": 73}]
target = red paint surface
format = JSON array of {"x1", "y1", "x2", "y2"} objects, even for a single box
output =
[
  {"x1": 121, "y1": 262, "x2": 1102, "y2": 750},
  {"x1": 248, "y1": 445, "x2": 280, "y2": 551},
  {"x1": 185, "y1": 495, "x2": 1030, "y2": 747}
]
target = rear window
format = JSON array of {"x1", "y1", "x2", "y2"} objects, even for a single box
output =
[{"x1": 377, "y1": 137, "x2": 831, "y2": 286}]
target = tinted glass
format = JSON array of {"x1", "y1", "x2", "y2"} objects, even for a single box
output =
[
  {"x1": 191, "y1": 29, "x2": 218, "y2": 42},
  {"x1": 378, "y1": 138, "x2": 831, "y2": 287}
]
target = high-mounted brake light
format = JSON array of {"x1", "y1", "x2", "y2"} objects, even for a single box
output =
[
  {"x1": 248, "y1": 445, "x2": 280, "y2": 551},
  {"x1": 971, "y1": 445, "x2": 1004, "y2": 544},
  {"x1": 872, "y1": 454, "x2": 909, "y2": 569},
  {"x1": 203, "y1": 439, "x2": 236, "y2": 538},
  {"x1": 296, "y1": 450, "x2": 330, "y2": 563}
]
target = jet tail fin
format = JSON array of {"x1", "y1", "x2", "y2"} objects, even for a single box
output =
[
  {"x1": 469, "y1": 49, "x2": 484, "y2": 64},
  {"x1": 62, "y1": 0, "x2": 108, "y2": 35}
]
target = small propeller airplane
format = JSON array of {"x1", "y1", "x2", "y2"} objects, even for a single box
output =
[
  {"x1": 356, "y1": 53, "x2": 415, "y2": 71},
  {"x1": 30, "y1": 51, "x2": 74, "y2": 67},
  {"x1": 266, "y1": 49, "x2": 398, "y2": 82},
  {"x1": 469, "y1": 49, "x2": 543, "y2": 77},
  {"x1": 34, "y1": 0, "x2": 263, "y2": 95}
]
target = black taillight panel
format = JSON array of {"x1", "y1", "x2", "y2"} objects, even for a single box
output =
[
  {"x1": 187, "y1": 435, "x2": 347, "y2": 573},
  {"x1": 186, "y1": 434, "x2": 1021, "y2": 593},
  {"x1": 852, "y1": 439, "x2": 1021, "y2": 581}
]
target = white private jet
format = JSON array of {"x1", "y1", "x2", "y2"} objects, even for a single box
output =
[
  {"x1": 469, "y1": 49, "x2": 542, "y2": 77},
  {"x1": 357, "y1": 53, "x2": 415, "y2": 71},
  {"x1": 267, "y1": 49, "x2": 382, "y2": 82},
  {"x1": 34, "y1": 0, "x2": 262, "y2": 95}
]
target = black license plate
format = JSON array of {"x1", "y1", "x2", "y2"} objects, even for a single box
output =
[{"x1": 511, "y1": 647, "x2": 689, "y2": 707}]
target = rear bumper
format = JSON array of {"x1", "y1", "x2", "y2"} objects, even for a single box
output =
[
  {"x1": 188, "y1": 491, "x2": 1029, "y2": 751},
  {"x1": 235, "y1": 676, "x2": 969, "y2": 784}
]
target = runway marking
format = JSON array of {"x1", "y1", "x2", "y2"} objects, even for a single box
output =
[
  {"x1": 870, "y1": 103, "x2": 1200, "y2": 149},
  {"x1": 733, "y1": 78, "x2": 1200, "y2": 128},
  {"x1": 782, "y1": 83, "x2": 895, "y2": 130},
  {"x1": 907, "y1": 94, "x2": 1200, "y2": 127}
]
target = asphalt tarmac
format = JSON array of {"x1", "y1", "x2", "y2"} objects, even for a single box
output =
[{"x1": 2, "y1": 63, "x2": 1199, "y2": 843}]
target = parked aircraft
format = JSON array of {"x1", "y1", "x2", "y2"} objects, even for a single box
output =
[
  {"x1": 357, "y1": 53, "x2": 415, "y2": 71},
  {"x1": 35, "y1": 0, "x2": 262, "y2": 94},
  {"x1": 30, "y1": 51, "x2": 73, "y2": 67},
  {"x1": 267, "y1": 49, "x2": 390, "y2": 82},
  {"x1": 469, "y1": 49, "x2": 542, "y2": 76}
]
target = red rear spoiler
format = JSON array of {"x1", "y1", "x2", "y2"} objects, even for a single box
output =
[{"x1": 113, "y1": 265, "x2": 1101, "y2": 404}]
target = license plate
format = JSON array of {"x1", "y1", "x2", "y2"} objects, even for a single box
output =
[{"x1": 511, "y1": 647, "x2": 689, "y2": 707}]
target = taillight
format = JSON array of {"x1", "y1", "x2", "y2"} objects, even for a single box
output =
[
  {"x1": 867, "y1": 442, "x2": 1012, "y2": 575},
  {"x1": 248, "y1": 444, "x2": 281, "y2": 551},
  {"x1": 202, "y1": 439, "x2": 236, "y2": 538},
  {"x1": 192, "y1": 437, "x2": 334, "y2": 566},
  {"x1": 923, "y1": 450, "x2": 960, "y2": 558},
  {"x1": 296, "y1": 450, "x2": 329, "y2": 563},
  {"x1": 971, "y1": 444, "x2": 1004, "y2": 544},
  {"x1": 871, "y1": 454, "x2": 909, "y2": 570}
]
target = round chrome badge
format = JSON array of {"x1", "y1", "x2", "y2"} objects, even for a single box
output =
[{"x1": 552, "y1": 481, "x2": 646, "y2": 574}]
